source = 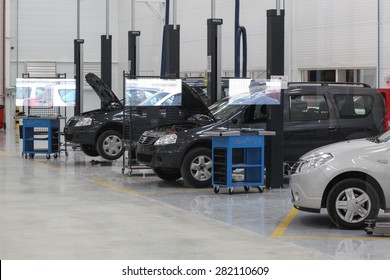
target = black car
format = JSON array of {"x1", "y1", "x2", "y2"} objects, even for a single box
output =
[
  {"x1": 136, "y1": 83, "x2": 387, "y2": 188},
  {"x1": 64, "y1": 73, "x2": 210, "y2": 160}
]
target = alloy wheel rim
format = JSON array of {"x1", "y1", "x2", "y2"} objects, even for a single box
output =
[
  {"x1": 190, "y1": 155, "x2": 212, "y2": 181},
  {"x1": 335, "y1": 187, "x2": 371, "y2": 224}
]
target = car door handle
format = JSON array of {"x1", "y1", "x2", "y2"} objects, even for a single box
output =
[{"x1": 328, "y1": 126, "x2": 337, "y2": 131}]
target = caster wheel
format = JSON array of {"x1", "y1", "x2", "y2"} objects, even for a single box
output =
[
  {"x1": 24, "y1": 153, "x2": 27, "y2": 159},
  {"x1": 258, "y1": 186, "x2": 265, "y2": 193},
  {"x1": 28, "y1": 153, "x2": 34, "y2": 159},
  {"x1": 46, "y1": 155, "x2": 51, "y2": 159},
  {"x1": 122, "y1": 168, "x2": 125, "y2": 174},
  {"x1": 244, "y1": 186, "x2": 250, "y2": 192},
  {"x1": 213, "y1": 186, "x2": 220, "y2": 194},
  {"x1": 65, "y1": 152, "x2": 69, "y2": 157},
  {"x1": 228, "y1": 187, "x2": 234, "y2": 195},
  {"x1": 54, "y1": 154, "x2": 58, "y2": 159}
]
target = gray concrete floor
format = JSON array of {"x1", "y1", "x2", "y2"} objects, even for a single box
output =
[{"x1": 1, "y1": 129, "x2": 390, "y2": 260}]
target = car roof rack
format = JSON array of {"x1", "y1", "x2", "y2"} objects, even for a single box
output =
[{"x1": 288, "y1": 82, "x2": 371, "y2": 88}]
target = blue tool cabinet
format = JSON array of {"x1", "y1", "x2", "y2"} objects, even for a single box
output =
[
  {"x1": 22, "y1": 118, "x2": 60, "y2": 159},
  {"x1": 204, "y1": 129, "x2": 275, "y2": 194}
]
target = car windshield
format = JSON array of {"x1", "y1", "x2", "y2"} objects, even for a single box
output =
[{"x1": 208, "y1": 97, "x2": 245, "y2": 120}]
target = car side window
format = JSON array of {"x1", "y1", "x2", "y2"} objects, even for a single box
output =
[
  {"x1": 334, "y1": 94, "x2": 373, "y2": 118},
  {"x1": 289, "y1": 95, "x2": 329, "y2": 121}
]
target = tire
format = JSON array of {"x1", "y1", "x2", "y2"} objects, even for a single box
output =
[
  {"x1": 96, "y1": 130, "x2": 123, "y2": 160},
  {"x1": 181, "y1": 147, "x2": 212, "y2": 188},
  {"x1": 81, "y1": 144, "x2": 99, "y2": 157},
  {"x1": 326, "y1": 178, "x2": 380, "y2": 229},
  {"x1": 153, "y1": 168, "x2": 182, "y2": 181}
]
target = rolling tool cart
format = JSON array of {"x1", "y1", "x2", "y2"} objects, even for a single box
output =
[
  {"x1": 203, "y1": 128, "x2": 275, "y2": 194},
  {"x1": 21, "y1": 117, "x2": 60, "y2": 159}
]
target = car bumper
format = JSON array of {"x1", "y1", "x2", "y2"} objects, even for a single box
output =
[
  {"x1": 63, "y1": 125, "x2": 97, "y2": 146},
  {"x1": 136, "y1": 143, "x2": 186, "y2": 169},
  {"x1": 289, "y1": 167, "x2": 329, "y2": 211}
]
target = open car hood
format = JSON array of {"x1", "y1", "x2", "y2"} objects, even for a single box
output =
[
  {"x1": 85, "y1": 73, "x2": 122, "y2": 108},
  {"x1": 181, "y1": 82, "x2": 214, "y2": 120}
]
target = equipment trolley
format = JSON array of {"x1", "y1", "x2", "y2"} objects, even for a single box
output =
[
  {"x1": 21, "y1": 117, "x2": 60, "y2": 159},
  {"x1": 204, "y1": 129, "x2": 275, "y2": 194}
]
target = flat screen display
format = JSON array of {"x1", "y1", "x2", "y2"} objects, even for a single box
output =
[
  {"x1": 228, "y1": 78, "x2": 281, "y2": 105},
  {"x1": 125, "y1": 78, "x2": 182, "y2": 106},
  {"x1": 16, "y1": 78, "x2": 76, "y2": 107}
]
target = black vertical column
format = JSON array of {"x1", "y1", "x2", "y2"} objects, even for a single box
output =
[
  {"x1": 207, "y1": 18, "x2": 223, "y2": 106},
  {"x1": 165, "y1": 25, "x2": 180, "y2": 78},
  {"x1": 74, "y1": 39, "x2": 84, "y2": 116},
  {"x1": 101, "y1": 35, "x2": 112, "y2": 89},
  {"x1": 128, "y1": 31, "x2": 141, "y2": 77},
  {"x1": 266, "y1": 9, "x2": 285, "y2": 189}
]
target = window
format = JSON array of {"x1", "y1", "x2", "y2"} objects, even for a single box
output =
[
  {"x1": 334, "y1": 94, "x2": 373, "y2": 118},
  {"x1": 289, "y1": 95, "x2": 329, "y2": 121}
]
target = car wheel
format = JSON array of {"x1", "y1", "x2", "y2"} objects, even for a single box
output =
[
  {"x1": 96, "y1": 130, "x2": 123, "y2": 160},
  {"x1": 181, "y1": 147, "x2": 212, "y2": 188},
  {"x1": 326, "y1": 178, "x2": 380, "y2": 229},
  {"x1": 80, "y1": 144, "x2": 99, "y2": 157},
  {"x1": 153, "y1": 168, "x2": 182, "y2": 181}
]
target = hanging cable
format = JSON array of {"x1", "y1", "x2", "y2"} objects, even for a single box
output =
[{"x1": 234, "y1": 0, "x2": 247, "y2": 77}]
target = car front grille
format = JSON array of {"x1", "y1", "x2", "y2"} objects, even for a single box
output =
[
  {"x1": 66, "y1": 119, "x2": 79, "y2": 127},
  {"x1": 290, "y1": 161, "x2": 303, "y2": 175},
  {"x1": 138, "y1": 135, "x2": 158, "y2": 145}
]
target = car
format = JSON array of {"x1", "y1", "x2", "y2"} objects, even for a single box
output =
[
  {"x1": 290, "y1": 129, "x2": 390, "y2": 229},
  {"x1": 64, "y1": 73, "x2": 210, "y2": 160},
  {"x1": 136, "y1": 82, "x2": 388, "y2": 188}
]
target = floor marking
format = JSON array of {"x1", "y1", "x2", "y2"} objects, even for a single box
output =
[
  {"x1": 273, "y1": 234, "x2": 390, "y2": 241},
  {"x1": 32, "y1": 160, "x2": 62, "y2": 171},
  {"x1": 92, "y1": 179, "x2": 140, "y2": 195},
  {"x1": 272, "y1": 207, "x2": 390, "y2": 241},
  {"x1": 272, "y1": 207, "x2": 299, "y2": 237}
]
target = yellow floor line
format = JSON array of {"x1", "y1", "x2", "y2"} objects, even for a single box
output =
[
  {"x1": 274, "y1": 234, "x2": 390, "y2": 241},
  {"x1": 92, "y1": 179, "x2": 140, "y2": 195},
  {"x1": 32, "y1": 160, "x2": 62, "y2": 171},
  {"x1": 272, "y1": 207, "x2": 299, "y2": 237}
]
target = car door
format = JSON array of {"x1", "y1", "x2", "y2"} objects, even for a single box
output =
[{"x1": 284, "y1": 88, "x2": 339, "y2": 163}]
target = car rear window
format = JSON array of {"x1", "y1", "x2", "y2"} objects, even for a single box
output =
[{"x1": 334, "y1": 94, "x2": 373, "y2": 118}]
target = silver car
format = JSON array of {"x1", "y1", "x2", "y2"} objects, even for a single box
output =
[{"x1": 290, "y1": 130, "x2": 390, "y2": 229}]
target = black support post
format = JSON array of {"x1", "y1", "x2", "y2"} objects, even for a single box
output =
[
  {"x1": 128, "y1": 31, "x2": 141, "y2": 77},
  {"x1": 165, "y1": 25, "x2": 180, "y2": 78},
  {"x1": 207, "y1": 18, "x2": 223, "y2": 106},
  {"x1": 74, "y1": 39, "x2": 84, "y2": 116},
  {"x1": 266, "y1": 9, "x2": 285, "y2": 189},
  {"x1": 101, "y1": 35, "x2": 112, "y2": 89}
]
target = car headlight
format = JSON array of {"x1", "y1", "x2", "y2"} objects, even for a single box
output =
[
  {"x1": 154, "y1": 134, "x2": 177, "y2": 146},
  {"x1": 295, "y1": 153, "x2": 333, "y2": 173},
  {"x1": 75, "y1": 117, "x2": 92, "y2": 127}
]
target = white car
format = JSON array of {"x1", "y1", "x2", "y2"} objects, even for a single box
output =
[{"x1": 290, "y1": 130, "x2": 390, "y2": 229}]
